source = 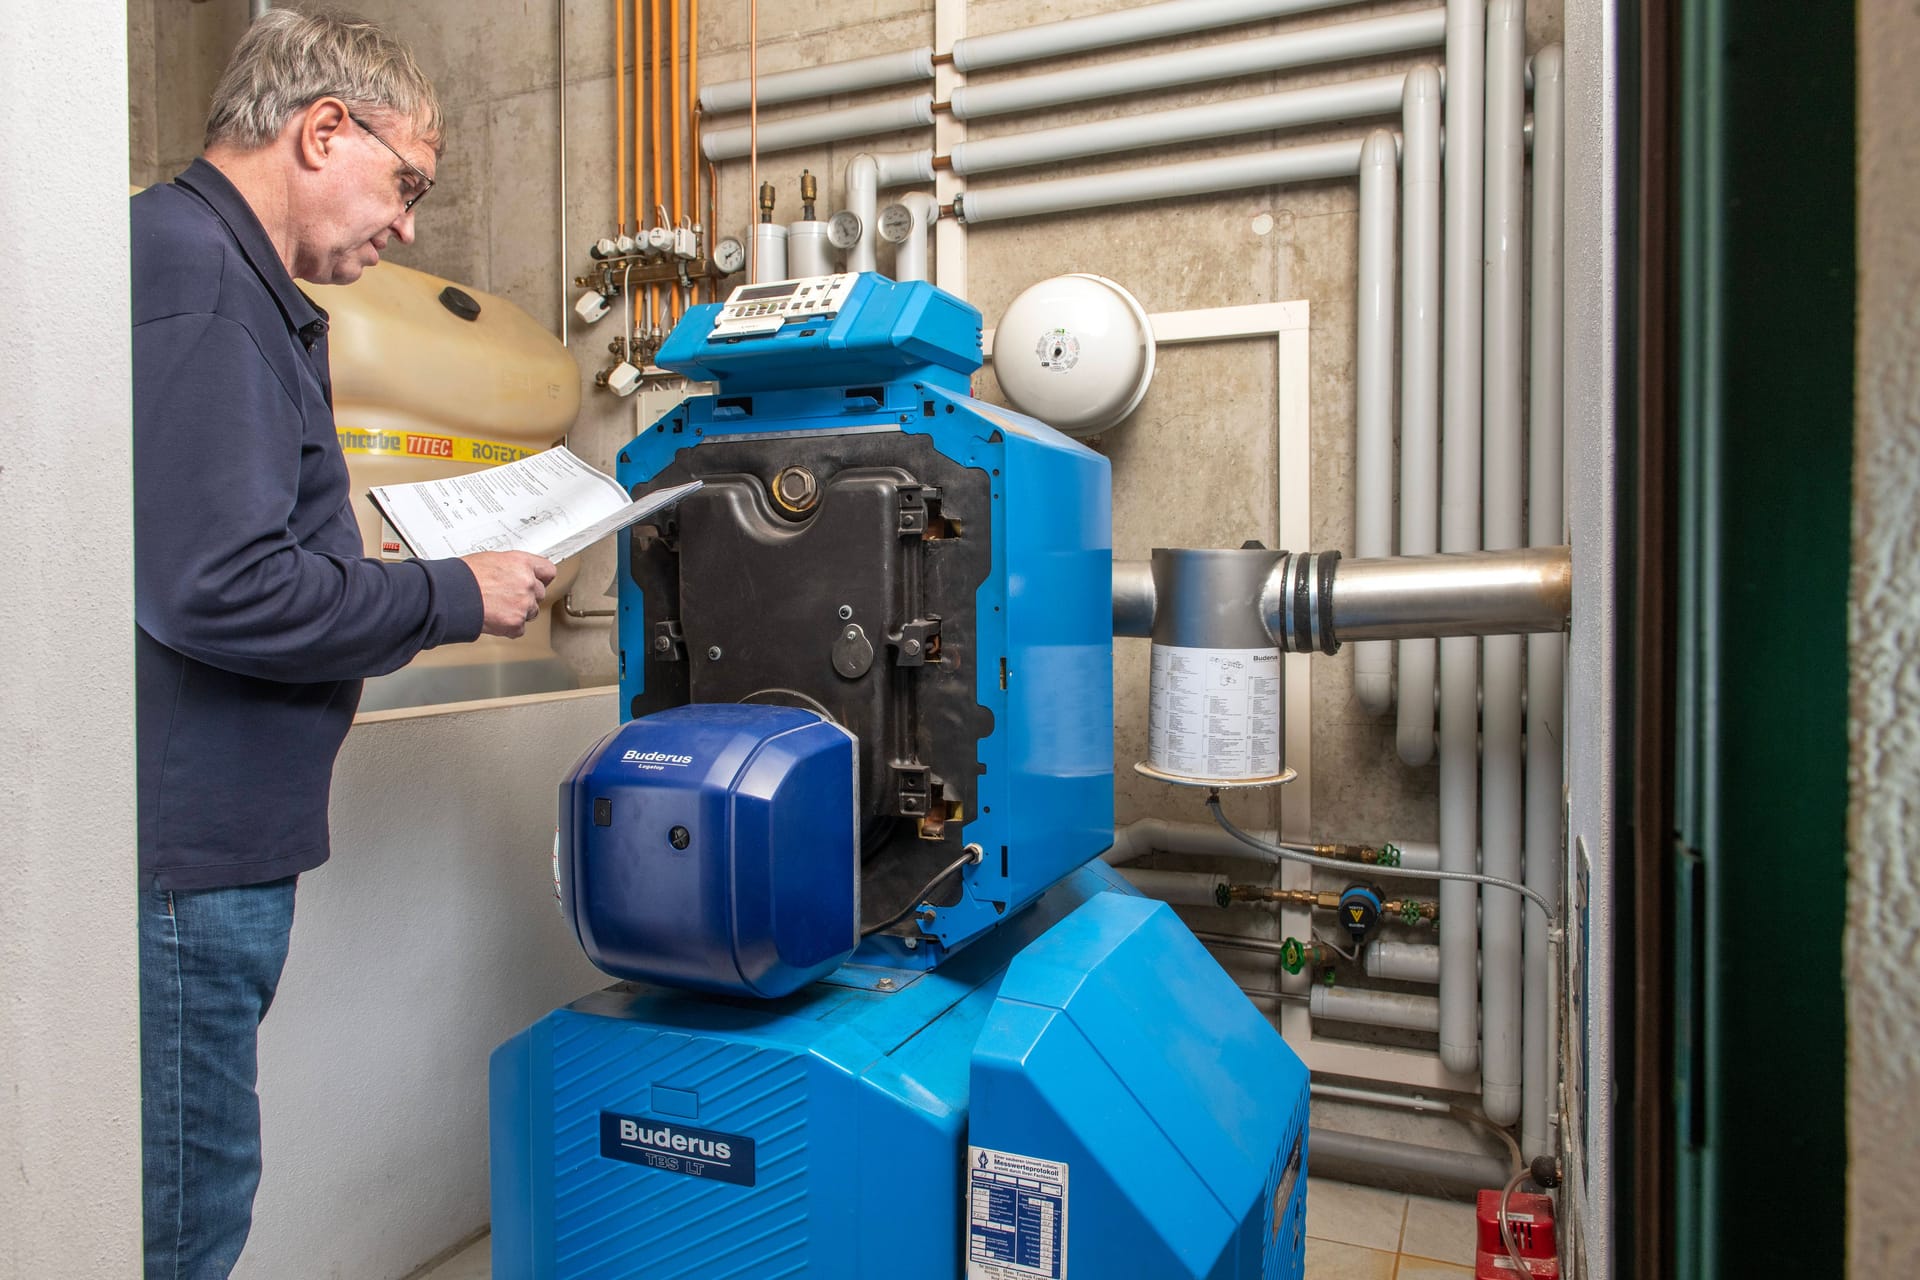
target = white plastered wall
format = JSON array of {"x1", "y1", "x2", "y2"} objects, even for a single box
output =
[
  {"x1": 235, "y1": 692, "x2": 613, "y2": 1280},
  {"x1": 1560, "y1": 0, "x2": 1616, "y2": 1273},
  {"x1": 1849, "y1": 1, "x2": 1920, "y2": 1271},
  {"x1": 0, "y1": 2, "x2": 143, "y2": 1274}
]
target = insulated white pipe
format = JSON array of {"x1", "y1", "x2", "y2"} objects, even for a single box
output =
[
  {"x1": 1437, "y1": 0, "x2": 1486, "y2": 1080},
  {"x1": 787, "y1": 221, "x2": 832, "y2": 276},
  {"x1": 702, "y1": 96, "x2": 935, "y2": 161},
  {"x1": 874, "y1": 151, "x2": 938, "y2": 188},
  {"x1": 749, "y1": 223, "x2": 788, "y2": 284},
  {"x1": 1353, "y1": 129, "x2": 1399, "y2": 715},
  {"x1": 1311, "y1": 985, "x2": 1441, "y2": 1033},
  {"x1": 956, "y1": 137, "x2": 1370, "y2": 225},
  {"x1": 843, "y1": 154, "x2": 880, "y2": 274},
  {"x1": 890, "y1": 192, "x2": 937, "y2": 283},
  {"x1": 949, "y1": 74, "x2": 1411, "y2": 177},
  {"x1": 949, "y1": 10, "x2": 1447, "y2": 121},
  {"x1": 1396, "y1": 65, "x2": 1443, "y2": 766},
  {"x1": 700, "y1": 48, "x2": 934, "y2": 113},
  {"x1": 1477, "y1": 0, "x2": 1528, "y2": 1129},
  {"x1": 1365, "y1": 941, "x2": 1442, "y2": 985},
  {"x1": 1522, "y1": 44, "x2": 1566, "y2": 1163},
  {"x1": 953, "y1": 0, "x2": 1363, "y2": 71},
  {"x1": 1118, "y1": 868, "x2": 1228, "y2": 907}
]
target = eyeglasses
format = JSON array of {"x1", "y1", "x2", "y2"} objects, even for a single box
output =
[{"x1": 347, "y1": 112, "x2": 435, "y2": 213}]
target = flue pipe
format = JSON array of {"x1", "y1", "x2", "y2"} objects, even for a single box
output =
[
  {"x1": 1110, "y1": 546, "x2": 1572, "y2": 646},
  {"x1": 1396, "y1": 64, "x2": 1443, "y2": 765},
  {"x1": 1437, "y1": 0, "x2": 1487, "y2": 1083},
  {"x1": 949, "y1": 9, "x2": 1445, "y2": 121},
  {"x1": 1522, "y1": 43, "x2": 1566, "y2": 1163},
  {"x1": 1353, "y1": 128, "x2": 1399, "y2": 713}
]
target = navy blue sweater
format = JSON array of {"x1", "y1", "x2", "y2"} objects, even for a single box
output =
[{"x1": 133, "y1": 160, "x2": 484, "y2": 891}]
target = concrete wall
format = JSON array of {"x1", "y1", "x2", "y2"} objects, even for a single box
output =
[
  {"x1": 236, "y1": 692, "x2": 612, "y2": 1280},
  {"x1": 1850, "y1": 2, "x2": 1920, "y2": 1272},
  {"x1": 0, "y1": 2, "x2": 143, "y2": 1275}
]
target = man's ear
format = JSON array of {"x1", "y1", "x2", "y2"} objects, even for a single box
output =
[{"x1": 295, "y1": 97, "x2": 351, "y2": 172}]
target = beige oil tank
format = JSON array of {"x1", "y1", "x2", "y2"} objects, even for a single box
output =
[{"x1": 306, "y1": 261, "x2": 584, "y2": 711}]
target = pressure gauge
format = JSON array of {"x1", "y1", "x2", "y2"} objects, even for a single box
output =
[
  {"x1": 877, "y1": 203, "x2": 915, "y2": 244},
  {"x1": 826, "y1": 210, "x2": 863, "y2": 251},
  {"x1": 712, "y1": 236, "x2": 746, "y2": 274}
]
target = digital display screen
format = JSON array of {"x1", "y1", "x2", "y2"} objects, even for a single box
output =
[{"x1": 735, "y1": 283, "x2": 797, "y2": 302}]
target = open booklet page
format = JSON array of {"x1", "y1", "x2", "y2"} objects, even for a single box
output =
[{"x1": 369, "y1": 446, "x2": 700, "y2": 563}]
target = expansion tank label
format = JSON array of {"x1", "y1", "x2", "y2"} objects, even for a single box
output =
[
  {"x1": 967, "y1": 1147, "x2": 1068, "y2": 1280},
  {"x1": 598, "y1": 1112, "x2": 755, "y2": 1187},
  {"x1": 1148, "y1": 644, "x2": 1281, "y2": 780}
]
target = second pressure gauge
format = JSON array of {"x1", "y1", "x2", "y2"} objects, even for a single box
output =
[
  {"x1": 712, "y1": 237, "x2": 746, "y2": 274},
  {"x1": 877, "y1": 203, "x2": 915, "y2": 244},
  {"x1": 826, "y1": 210, "x2": 863, "y2": 251}
]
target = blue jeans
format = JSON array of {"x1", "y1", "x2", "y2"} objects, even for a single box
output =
[{"x1": 140, "y1": 878, "x2": 297, "y2": 1280}]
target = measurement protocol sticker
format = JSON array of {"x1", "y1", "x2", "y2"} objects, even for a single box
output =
[
  {"x1": 598, "y1": 1112, "x2": 755, "y2": 1187},
  {"x1": 967, "y1": 1147, "x2": 1068, "y2": 1280}
]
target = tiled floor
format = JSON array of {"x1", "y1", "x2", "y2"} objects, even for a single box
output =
[{"x1": 413, "y1": 1176, "x2": 1480, "y2": 1278}]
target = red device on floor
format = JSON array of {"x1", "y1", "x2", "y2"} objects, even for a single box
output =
[{"x1": 1473, "y1": 1188, "x2": 1560, "y2": 1278}]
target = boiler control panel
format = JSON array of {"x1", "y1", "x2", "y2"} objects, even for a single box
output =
[{"x1": 709, "y1": 273, "x2": 860, "y2": 339}]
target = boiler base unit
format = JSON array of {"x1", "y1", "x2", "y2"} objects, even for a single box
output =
[{"x1": 490, "y1": 864, "x2": 1309, "y2": 1280}]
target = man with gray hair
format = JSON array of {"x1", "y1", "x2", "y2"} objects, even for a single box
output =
[{"x1": 131, "y1": 12, "x2": 553, "y2": 1276}]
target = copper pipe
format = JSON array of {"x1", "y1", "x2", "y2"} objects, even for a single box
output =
[
  {"x1": 689, "y1": 0, "x2": 701, "y2": 301},
  {"x1": 747, "y1": 0, "x2": 759, "y2": 278},
  {"x1": 641, "y1": 0, "x2": 656, "y2": 239},
  {"x1": 615, "y1": 0, "x2": 626, "y2": 232},
  {"x1": 651, "y1": 0, "x2": 664, "y2": 239},
  {"x1": 670, "y1": 0, "x2": 683, "y2": 227},
  {"x1": 706, "y1": 159, "x2": 719, "y2": 302},
  {"x1": 931, "y1": 154, "x2": 953, "y2": 171}
]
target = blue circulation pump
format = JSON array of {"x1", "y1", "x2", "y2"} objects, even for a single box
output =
[{"x1": 493, "y1": 272, "x2": 1311, "y2": 1280}]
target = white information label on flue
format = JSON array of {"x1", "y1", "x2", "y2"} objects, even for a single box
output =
[
  {"x1": 967, "y1": 1147, "x2": 1068, "y2": 1280},
  {"x1": 1147, "y1": 644, "x2": 1282, "y2": 782}
]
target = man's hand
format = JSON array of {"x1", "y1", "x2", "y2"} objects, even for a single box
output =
[{"x1": 462, "y1": 551, "x2": 560, "y2": 638}]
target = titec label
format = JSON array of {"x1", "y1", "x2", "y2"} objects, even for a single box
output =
[
  {"x1": 967, "y1": 1147, "x2": 1068, "y2": 1280},
  {"x1": 598, "y1": 1112, "x2": 755, "y2": 1187}
]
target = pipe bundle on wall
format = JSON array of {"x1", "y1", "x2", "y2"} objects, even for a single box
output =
[
  {"x1": 1478, "y1": 0, "x2": 1528, "y2": 1128},
  {"x1": 1396, "y1": 65, "x2": 1443, "y2": 766},
  {"x1": 949, "y1": 9, "x2": 1445, "y2": 120},
  {"x1": 948, "y1": 74, "x2": 1410, "y2": 177},
  {"x1": 1437, "y1": 0, "x2": 1487, "y2": 1083},
  {"x1": 1353, "y1": 129, "x2": 1399, "y2": 714}
]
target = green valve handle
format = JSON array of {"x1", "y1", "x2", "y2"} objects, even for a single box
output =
[
  {"x1": 1400, "y1": 900, "x2": 1424, "y2": 926},
  {"x1": 1321, "y1": 967, "x2": 1337, "y2": 987},
  {"x1": 1279, "y1": 936, "x2": 1306, "y2": 975},
  {"x1": 1378, "y1": 842, "x2": 1402, "y2": 868}
]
